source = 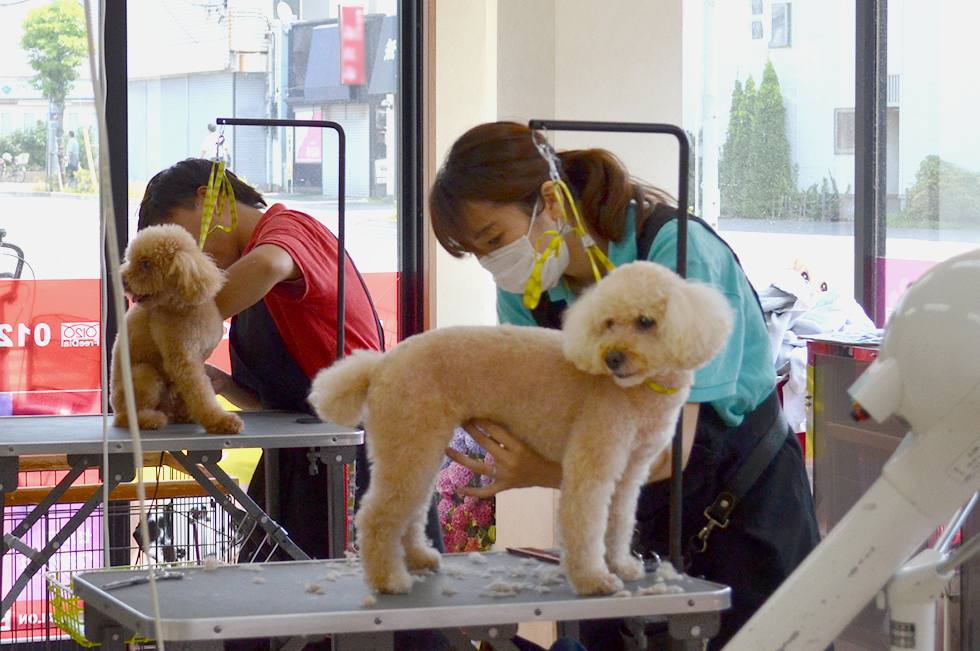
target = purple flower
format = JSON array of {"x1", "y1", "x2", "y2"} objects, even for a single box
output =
[
  {"x1": 448, "y1": 429, "x2": 469, "y2": 454},
  {"x1": 437, "y1": 497, "x2": 454, "y2": 527}
]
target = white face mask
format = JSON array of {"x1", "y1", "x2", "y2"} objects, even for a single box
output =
[{"x1": 478, "y1": 202, "x2": 570, "y2": 295}]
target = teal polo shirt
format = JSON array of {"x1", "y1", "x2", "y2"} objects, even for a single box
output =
[{"x1": 496, "y1": 207, "x2": 776, "y2": 427}]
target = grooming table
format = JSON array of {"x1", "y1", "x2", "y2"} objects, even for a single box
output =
[
  {"x1": 74, "y1": 551, "x2": 731, "y2": 651},
  {"x1": 0, "y1": 411, "x2": 362, "y2": 616}
]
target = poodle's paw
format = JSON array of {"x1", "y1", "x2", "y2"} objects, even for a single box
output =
[
  {"x1": 113, "y1": 412, "x2": 129, "y2": 428},
  {"x1": 364, "y1": 566, "x2": 414, "y2": 594},
  {"x1": 568, "y1": 569, "x2": 624, "y2": 596},
  {"x1": 608, "y1": 554, "x2": 646, "y2": 582},
  {"x1": 136, "y1": 410, "x2": 168, "y2": 430},
  {"x1": 405, "y1": 545, "x2": 441, "y2": 573},
  {"x1": 204, "y1": 412, "x2": 244, "y2": 435}
]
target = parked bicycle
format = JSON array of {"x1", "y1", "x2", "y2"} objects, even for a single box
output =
[
  {"x1": 0, "y1": 153, "x2": 29, "y2": 183},
  {"x1": 0, "y1": 229, "x2": 25, "y2": 280}
]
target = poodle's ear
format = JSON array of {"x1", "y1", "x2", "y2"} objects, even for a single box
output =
[
  {"x1": 561, "y1": 286, "x2": 608, "y2": 375},
  {"x1": 171, "y1": 248, "x2": 226, "y2": 304},
  {"x1": 660, "y1": 279, "x2": 734, "y2": 370}
]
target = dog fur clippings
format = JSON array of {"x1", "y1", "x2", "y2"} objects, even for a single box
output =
[
  {"x1": 309, "y1": 261, "x2": 733, "y2": 596},
  {"x1": 110, "y1": 224, "x2": 244, "y2": 435}
]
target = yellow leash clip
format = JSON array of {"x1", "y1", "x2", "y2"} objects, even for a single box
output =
[{"x1": 198, "y1": 159, "x2": 238, "y2": 250}]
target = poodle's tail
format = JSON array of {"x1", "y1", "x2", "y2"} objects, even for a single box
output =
[{"x1": 308, "y1": 349, "x2": 384, "y2": 426}]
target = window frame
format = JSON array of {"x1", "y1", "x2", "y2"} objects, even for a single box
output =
[{"x1": 102, "y1": 0, "x2": 426, "y2": 349}]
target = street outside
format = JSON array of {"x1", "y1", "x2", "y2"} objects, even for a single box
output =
[
  {"x1": 3, "y1": 186, "x2": 980, "y2": 321},
  {"x1": 0, "y1": 188, "x2": 398, "y2": 281}
]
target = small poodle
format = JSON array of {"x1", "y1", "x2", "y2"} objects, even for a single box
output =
[
  {"x1": 110, "y1": 224, "x2": 244, "y2": 434},
  {"x1": 308, "y1": 260, "x2": 733, "y2": 595}
]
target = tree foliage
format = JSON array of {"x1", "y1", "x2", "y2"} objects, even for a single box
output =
[
  {"x1": 19, "y1": 0, "x2": 87, "y2": 109},
  {"x1": 0, "y1": 122, "x2": 47, "y2": 171},
  {"x1": 720, "y1": 78, "x2": 755, "y2": 217},
  {"x1": 720, "y1": 59, "x2": 811, "y2": 219},
  {"x1": 893, "y1": 155, "x2": 980, "y2": 228}
]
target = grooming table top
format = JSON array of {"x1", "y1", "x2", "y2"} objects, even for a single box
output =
[
  {"x1": 73, "y1": 552, "x2": 730, "y2": 642},
  {"x1": 0, "y1": 411, "x2": 363, "y2": 456}
]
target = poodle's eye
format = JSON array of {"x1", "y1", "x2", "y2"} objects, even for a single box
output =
[
  {"x1": 138, "y1": 259, "x2": 153, "y2": 272},
  {"x1": 635, "y1": 316, "x2": 656, "y2": 330},
  {"x1": 820, "y1": 282, "x2": 828, "y2": 292},
  {"x1": 800, "y1": 270, "x2": 810, "y2": 281},
  {"x1": 605, "y1": 319, "x2": 615, "y2": 330}
]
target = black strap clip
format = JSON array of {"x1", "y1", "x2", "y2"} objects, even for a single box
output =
[{"x1": 690, "y1": 491, "x2": 735, "y2": 555}]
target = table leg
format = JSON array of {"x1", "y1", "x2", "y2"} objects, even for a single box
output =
[
  {"x1": 168, "y1": 450, "x2": 311, "y2": 561},
  {"x1": 0, "y1": 456, "x2": 17, "y2": 620},
  {"x1": 266, "y1": 448, "x2": 281, "y2": 524},
  {"x1": 308, "y1": 445, "x2": 358, "y2": 559}
]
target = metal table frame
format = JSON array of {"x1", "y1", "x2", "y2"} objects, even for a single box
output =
[
  {"x1": 0, "y1": 411, "x2": 362, "y2": 616},
  {"x1": 74, "y1": 552, "x2": 731, "y2": 651}
]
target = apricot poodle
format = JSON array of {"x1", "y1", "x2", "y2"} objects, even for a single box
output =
[
  {"x1": 110, "y1": 224, "x2": 243, "y2": 434},
  {"x1": 309, "y1": 260, "x2": 733, "y2": 596}
]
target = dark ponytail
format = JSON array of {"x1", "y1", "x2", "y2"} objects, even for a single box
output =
[
  {"x1": 429, "y1": 122, "x2": 672, "y2": 258},
  {"x1": 138, "y1": 158, "x2": 266, "y2": 231}
]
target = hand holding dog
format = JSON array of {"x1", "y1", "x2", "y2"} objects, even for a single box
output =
[{"x1": 448, "y1": 420, "x2": 563, "y2": 498}]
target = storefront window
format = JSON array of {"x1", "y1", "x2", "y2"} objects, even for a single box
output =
[
  {"x1": 0, "y1": 0, "x2": 101, "y2": 417},
  {"x1": 882, "y1": 2, "x2": 980, "y2": 323},
  {"x1": 126, "y1": 0, "x2": 402, "y2": 367}
]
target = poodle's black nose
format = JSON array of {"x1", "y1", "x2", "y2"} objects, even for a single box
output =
[{"x1": 604, "y1": 350, "x2": 626, "y2": 372}]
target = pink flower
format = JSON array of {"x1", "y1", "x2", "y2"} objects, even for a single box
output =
[
  {"x1": 450, "y1": 505, "x2": 471, "y2": 532},
  {"x1": 439, "y1": 461, "x2": 475, "y2": 491},
  {"x1": 445, "y1": 527, "x2": 468, "y2": 552},
  {"x1": 462, "y1": 495, "x2": 479, "y2": 511},
  {"x1": 472, "y1": 500, "x2": 494, "y2": 527}
]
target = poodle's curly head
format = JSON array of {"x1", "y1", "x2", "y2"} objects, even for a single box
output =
[
  {"x1": 562, "y1": 261, "x2": 734, "y2": 386},
  {"x1": 120, "y1": 224, "x2": 225, "y2": 308}
]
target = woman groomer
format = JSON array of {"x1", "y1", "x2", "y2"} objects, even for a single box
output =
[{"x1": 428, "y1": 122, "x2": 820, "y2": 650}]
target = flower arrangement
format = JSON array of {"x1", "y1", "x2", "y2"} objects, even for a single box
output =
[{"x1": 437, "y1": 428, "x2": 496, "y2": 553}]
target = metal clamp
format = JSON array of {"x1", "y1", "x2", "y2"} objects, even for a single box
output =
[{"x1": 690, "y1": 492, "x2": 735, "y2": 555}]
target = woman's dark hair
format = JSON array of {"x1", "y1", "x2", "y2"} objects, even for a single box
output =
[
  {"x1": 428, "y1": 121, "x2": 673, "y2": 258},
  {"x1": 138, "y1": 158, "x2": 267, "y2": 231}
]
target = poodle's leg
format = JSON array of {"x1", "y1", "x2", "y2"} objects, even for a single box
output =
[
  {"x1": 162, "y1": 347, "x2": 243, "y2": 434},
  {"x1": 356, "y1": 421, "x2": 450, "y2": 593},
  {"x1": 604, "y1": 450, "x2": 659, "y2": 582},
  {"x1": 114, "y1": 363, "x2": 168, "y2": 430},
  {"x1": 558, "y1": 433, "x2": 633, "y2": 596},
  {"x1": 401, "y1": 489, "x2": 441, "y2": 574}
]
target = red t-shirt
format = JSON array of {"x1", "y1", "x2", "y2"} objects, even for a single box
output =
[{"x1": 242, "y1": 203, "x2": 383, "y2": 379}]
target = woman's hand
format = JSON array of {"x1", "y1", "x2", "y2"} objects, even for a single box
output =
[
  {"x1": 204, "y1": 363, "x2": 261, "y2": 410},
  {"x1": 446, "y1": 419, "x2": 563, "y2": 499}
]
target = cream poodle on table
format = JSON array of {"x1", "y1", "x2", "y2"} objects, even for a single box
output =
[
  {"x1": 309, "y1": 260, "x2": 733, "y2": 596},
  {"x1": 110, "y1": 224, "x2": 243, "y2": 435}
]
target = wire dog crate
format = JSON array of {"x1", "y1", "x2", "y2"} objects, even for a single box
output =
[{"x1": 3, "y1": 465, "x2": 243, "y2": 649}]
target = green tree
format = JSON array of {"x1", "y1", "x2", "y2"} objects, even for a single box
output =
[
  {"x1": 719, "y1": 77, "x2": 756, "y2": 217},
  {"x1": 19, "y1": 0, "x2": 87, "y2": 187},
  {"x1": 896, "y1": 155, "x2": 980, "y2": 227},
  {"x1": 0, "y1": 122, "x2": 47, "y2": 171},
  {"x1": 719, "y1": 60, "x2": 799, "y2": 219},
  {"x1": 750, "y1": 59, "x2": 796, "y2": 217}
]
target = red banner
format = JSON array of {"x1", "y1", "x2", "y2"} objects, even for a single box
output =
[
  {"x1": 340, "y1": 6, "x2": 366, "y2": 85},
  {"x1": 0, "y1": 279, "x2": 101, "y2": 416}
]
